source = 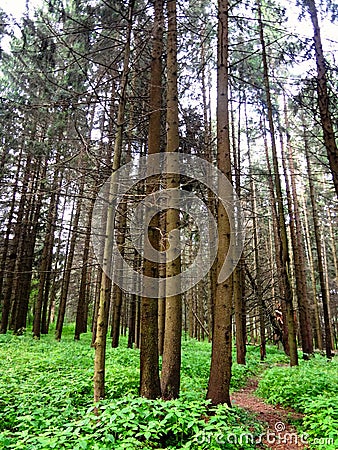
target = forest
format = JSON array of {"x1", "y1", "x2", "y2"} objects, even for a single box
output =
[{"x1": 0, "y1": 0, "x2": 337, "y2": 448}]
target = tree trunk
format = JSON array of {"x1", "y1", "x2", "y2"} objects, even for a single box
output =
[
  {"x1": 257, "y1": 0, "x2": 298, "y2": 366},
  {"x1": 33, "y1": 156, "x2": 60, "y2": 339},
  {"x1": 206, "y1": 0, "x2": 233, "y2": 407},
  {"x1": 306, "y1": 0, "x2": 338, "y2": 198},
  {"x1": 303, "y1": 123, "x2": 333, "y2": 358},
  {"x1": 93, "y1": 0, "x2": 134, "y2": 402},
  {"x1": 74, "y1": 193, "x2": 96, "y2": 340},
  {"x1": 160, "y1": 0, "x2": 182, "y2": 401},
  {"x1": 282, "y1": 103, "x2": 313, "y2": 358},
  {"x1": 55, "y1": 174, "x2": 84, "y2": 341}
]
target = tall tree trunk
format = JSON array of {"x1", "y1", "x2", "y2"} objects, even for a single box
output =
[
  {"x1": 282, "y1": 102, "x2": 313, "y2": 357},
  {"x1": 139, "y1": 0, "x2": 163, "y2": 399},
  {"x1": 55, "y1": 174, "x2": 85, "y2": 341},
  {"x1": 206, "y1": 0, "x2": 233, "y2": 407},
  {"x1": 303, "y1": 121, "x2": 333, "y2": 358},
  {"x1": 257, "y1": 0, "x2": 298, "y2": 366},
  {"x1": 14, "y1": 155, "x2": 47, "y2": 333},
  {"x1": 232, "y1": 98, "x2": 246, "y2": 365},
  {"x1": 306, "y1": 0, "x2": 338, "y2": 198},
  {"x1": 0, "y1": 148, "x2": 24, "y2": 333},
  {"x1": 248, "y1": 144, "x2": 266, "y2": 361},
  {"x1": 74, "y1": 192, "x2": 96, "y2": 340},
  {"x1": 161, "y1": 0, "x2": 182, "y2": 401},
  {"x1": 301, "y1": 192, "x2": 323, "y2": 350},
  {"x1": 93, "y1": 0, "x2": 134, "y2": 402},
  {"x1": 33, "y1": 156, "x2": 60, "y2": 339}
]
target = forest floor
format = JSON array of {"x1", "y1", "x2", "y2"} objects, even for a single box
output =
[{"x1": 231, "y1": 377, "x2": 309, "y2": 450}]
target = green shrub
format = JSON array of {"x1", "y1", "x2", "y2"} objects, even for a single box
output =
[
  {"x1": 256, "y1": 356, "x2": 338, "y2": 448},
  {"x1": 0, "y1": 331, "x2": 271, "y2": 449}
]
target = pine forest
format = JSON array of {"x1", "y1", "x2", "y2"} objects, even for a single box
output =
[{"x1": 0, "y1": 0, "x2": 337, "y2": 448}]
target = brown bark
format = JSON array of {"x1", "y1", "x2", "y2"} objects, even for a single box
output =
[
  {"x1": 301, "y1": 192, "x2": 323, "y2": 350},
  {"x1": 303, "y1": 120, "x2": 333, "y2": 358},
  {"x1": 282, "y1": 103, "x2": 313, "y2": 357},
  {"x1": 33, "y1": 156, "x2": 60, "y2": 339},
  {"x1": 14, "y1": 154, "x2": 47, "y2": 333},
  {"x1": 306, "y1": 0, "x2": 338, "y2": 198},
  {"x1": 206, "y1": 0, "x2": 233, "y2": 407},
  {"x1": 55, "y1": 174, "x2": 85, "y2": 341},
  {"x1": 257, "y1": 0, "x2": 298, "y2": 366},
  {"x1": 232, "y1": 99, "x2": 246, "y2": 365},
  {"x1": 74, "y1": 193, "x2": 96, "y2": 340},
  {"x1": 94, "y1": 0, "x2": 134, "y2": 402},
  {"x1": 161, "y1": 0, "x2": 182, "y2": 401}
]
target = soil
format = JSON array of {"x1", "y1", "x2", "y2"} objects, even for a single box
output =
[{"x1": 230, "y1": 378, "x2": 309, "y2": 449}]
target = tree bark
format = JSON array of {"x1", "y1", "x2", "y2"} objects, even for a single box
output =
[
  {"x1": 93, "y1": 0, "x2": 134, "y2": 402},
  {"x1": 206, "y1": 0, "x2": 233, "y2": 407},
  {"x1": 257, "y1": 0, "x2": 298, "y2": 366},
  {"x1": 303, "y1": 121, "x2": 333, "y2": 358},
  {"x1": 161, "y1": 0, "x2": 182, "y2": 401},
  {"x1": 306, "y1": 0, "x2": 338, "y2": 198}
]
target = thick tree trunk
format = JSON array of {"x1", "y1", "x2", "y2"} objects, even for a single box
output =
[
  {"x1": 160, "y1": 0, "x2": 182, "y2": 401},
  {"x1": 139, "y1": 0, "x2": 163, "y2": 400},
  {"x1": 306, "y1": 0, "x2": 338, "y2": 198},
  {"x1": 206, "y1": 0, "x2": 233, "y2": 407},
  {"x1": 14, "y1": 156, "x2": 46, "y2": 333}
]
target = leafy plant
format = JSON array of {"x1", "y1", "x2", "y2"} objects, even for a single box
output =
[{"x1": 256, "y1": 356, "x2": 338, "y2": 448}]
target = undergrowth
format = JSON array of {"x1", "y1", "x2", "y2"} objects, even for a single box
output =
[
  {"x1": 0, "y1": 327, "x2": 286, "y2": 449},
  {"x1": 257, "y1": 356, "x2": 338, "y2": 449}
]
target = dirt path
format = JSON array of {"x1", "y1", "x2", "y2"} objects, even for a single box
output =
[{"x1": 231, "y1": 378, "x2": 309, "y2": 449}]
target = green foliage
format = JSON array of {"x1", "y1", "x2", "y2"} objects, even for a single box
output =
[
  {"x1": 257, "y1": 356, "x2": 338, "y2": 449},
  {"x1": 1, "y1": 331, "x2": 286, "y2": 449}
]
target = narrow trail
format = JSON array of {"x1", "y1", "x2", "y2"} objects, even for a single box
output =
[{"x1": 231, "y1": 378, "x2": 309, "y2": 449}]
